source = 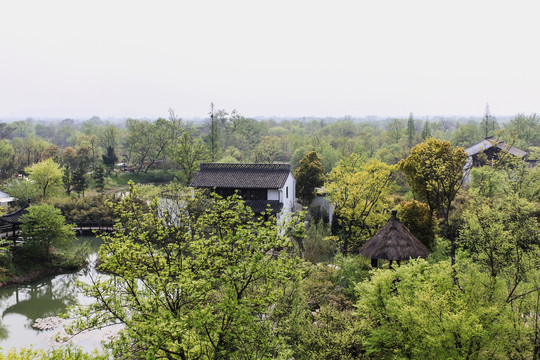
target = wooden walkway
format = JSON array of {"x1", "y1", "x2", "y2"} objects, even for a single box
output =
[{"x1": 0, "y1": 223, "x2": 115, "y2": 245}]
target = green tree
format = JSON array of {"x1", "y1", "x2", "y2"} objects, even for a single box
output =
[
  {"x1": 20, "y1": 204, "x2": 75, "y2": 256},
  {"x1": 254, "y1": 136, "x2": 286, "y2": 163},
  {"x1": 92, "y1": 165, "x2": 105, "y2": 192},
  {"x1": 223, "y1": 112, "x2": 266, "y2": 157},
  {"x1": 398, "y1": 138, "x2": 468, "y2": 261},
  {"x1": 12, "y1": 136, "x2": 52, "y2": 170},
  {"x1": 62, "y1": 164, "x2": 73, "y2": 195},
  {"x1": 421, "y1": 120, "x2": 431, "y2": 140},
  {"x1": 451, "y1": 123, "x2": 481, "y2": 148},
  {"x1": 357, "y1": 260, "x2": 520, "y2": 360},
  {"x1": 386, "y1": 118, "x2": 404, "y2": 143},
  {"x1": 0, "y1": 139, "x2": 15, "y2": 180},
  {"x1": 25, "y1": 158, "x2": 63, "y2": 198},
  {"x1": 295, "y1": 150, "x2": 326, "y2": 206},
  {"x1": 0, "y1": 345, "x2": 108, "y2": 360},
  {"x1": 72, "y1": 166, "x2": 87, "y2": 197},
  {"x1": 458, "y1": 194, "x2": 540, "y2": 283},
  {"x1": 69, "y1": 185, "x2": 304, "y2": 359},
  {"x1": 126, "y1": 117, "x2": 180, "y2": 173},
  {"x1": 169, "y1": 132, "x2": 207, "y2": 185},
  {"x1": 505, "y1": 113, "x2": 539, "y2": 149},
  {"x1": 324, "y1": 154, "x2": 396, "y2": 253},
  {"x1": 0, "y1": 122, "x2": 13, "y2": 140},
  {"x1": 74, "y1": 144, "x2": 93, "y2": 173},
  {"x1": 470, "y1": 154, "x2": 540, "y2": 202},
  {"x1": 407, "y1": 112, "x2": 416, "y2": 147},
  {"x1": 3, "y1": 178, "x2": 41, "y2": 206},
  {"x1": 97, "y1": 124, "x2": 119, "y2": 151},
  {"x1": 101, "y1": 145, "x2": 118, "y2": 175}
]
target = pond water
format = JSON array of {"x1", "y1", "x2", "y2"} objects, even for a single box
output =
[{"x1": 0, "y1": 236, "x2": 119, "y2": 352}]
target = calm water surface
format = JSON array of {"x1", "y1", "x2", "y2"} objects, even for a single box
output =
[{"x1": 0, "y1": 236, "x2": 114, "y2": 352}]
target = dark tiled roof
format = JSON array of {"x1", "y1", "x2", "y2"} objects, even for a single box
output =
[
  {"x1": 1, "y1": 203, "x2": 30, "y2": 224},
  {"x1": 244, "y1": 200, "x2": 283, "y2": 214},
  {"x1": 497, "y1": 142, "x2": 527, "y2": 158},
  {"x1": 190, "y1": 163, "x2": 291, "y2": 189}
]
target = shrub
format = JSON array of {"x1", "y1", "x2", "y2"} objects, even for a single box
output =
[
  {"x1": 304, "y1": 220, "x2": 338, "y2": 263},
  {"x1": 20, "y1": 204, "x2": 75, "y2": 257},
  {"x1": 334, "y1": 253, "x2": 372, "y2": 300},
  {"x1": 47, "y1": 194, "x2": 118, "y2": 225}
]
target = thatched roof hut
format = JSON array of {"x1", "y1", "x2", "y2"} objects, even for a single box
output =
[{"x1": 360, "y1": 210, "x2": 428, "y2": 266}]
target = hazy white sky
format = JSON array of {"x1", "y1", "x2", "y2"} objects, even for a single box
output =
[{"x1": 1, "y1": 0, "x2": 538, "y2": 120}]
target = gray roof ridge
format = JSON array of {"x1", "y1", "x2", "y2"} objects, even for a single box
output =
[{"x1": 200, "y1": 163, "x2": 290, "y2": 170}]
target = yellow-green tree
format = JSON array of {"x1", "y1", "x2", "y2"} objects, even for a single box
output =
[
  {"x1": 398, "y1": 138, "x2": 468, "y2": 262},
  {"x1": 398, "y1": 138, "x2": 467, "y2": 224},
  {"x1": 20, "y1": 204, "x2": 75, "y2": 256},
  {"x1": 397, "y1": 200, "x2": 438, "y2": 251},
  {"x1": 324, "y1": 154, "x2": 396, "y2": 253},
  {"x1": 357, "y1": 260, "x2": 520, "y2": 359},
  {"x1": 68, "y1": 185, "x2": 305, "y2": 359},
  {"x1": 25, "y1": 158, "x2": 63, "y2": 198}
]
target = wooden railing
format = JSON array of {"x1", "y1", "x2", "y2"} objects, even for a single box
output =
[{"x1": 0, "y1": 221, "x2": 116, "y2": 244}]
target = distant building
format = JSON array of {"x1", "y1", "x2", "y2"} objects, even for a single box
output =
[
  {"x1": 0, "y1": 191, "x2": 15, "y2": 208},
  {"x1": 464, "y1": 137, "x2": 531, "y2": 182},
  {"x1": 309, "y1": 188, "x2": 334, "y2": 226},
  {"x1": 190, "y1": 163, "x2": 296, "y2": 218},
  {"x1": 465, "y1": 136, "x2": 528, "y2": 168}
]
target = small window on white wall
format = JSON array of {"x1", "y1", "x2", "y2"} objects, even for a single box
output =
[{"x1": 286, "y1": 186, "x2": 288, "y2": 199}]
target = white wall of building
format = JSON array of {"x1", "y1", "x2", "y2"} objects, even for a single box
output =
[
  {"x1": 278, "y1": 172, "x2": 296, "y2": 219},
  {"x1": 267, "y1": 189, "x2": 280, "y2": 201}
]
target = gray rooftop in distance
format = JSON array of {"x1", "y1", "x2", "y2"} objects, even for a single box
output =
[{"x1": 465, "y1": 137, "x2": 527, "y2": 158}]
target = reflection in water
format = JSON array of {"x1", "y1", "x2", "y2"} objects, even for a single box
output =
[
  {"x1": 3, "y1": 274, "x2": 79, "y2": 323},
  {"x1": 0, "y1": 320, "x2": 7, "y2": 340},
  {"x1": 0, "y1": 236, "x2": 104, "y2": 350}
]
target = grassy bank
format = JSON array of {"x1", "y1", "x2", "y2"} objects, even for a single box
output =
[{"x1": 0, "y1": 245, "x2": 88, "y2": 288}]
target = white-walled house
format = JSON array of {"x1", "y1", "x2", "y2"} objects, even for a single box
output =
[
  {"x1": 190, "y1": 163, "x2": 296, "y2": 219},
  {"x1": 0, "y1": 191, "x2": 15, "y2": 208}
]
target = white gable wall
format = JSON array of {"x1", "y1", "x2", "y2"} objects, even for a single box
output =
[{"x1": 277, "y1": 172, "x2": 296, "y2": 219}]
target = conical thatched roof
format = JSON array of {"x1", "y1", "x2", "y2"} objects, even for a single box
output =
[{"x1": 359, "y1": 210, "x2": 429, "y2": 261}]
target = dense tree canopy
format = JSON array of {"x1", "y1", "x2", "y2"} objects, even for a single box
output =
[
  {"x1": 357, "y1": 260, "x2": 520, "y2": 360},
  {"x1": 324, "y1": 154, "x2": 396, "y2": 253},
  {"x1": 20, "y1": 204, "x2": 75, "y2": 256},
  {"x1": 399, "y1": 138, "x2": 468, "y2": 261},
  {"x1": 169, "y1": 132, "x2": 207, "y2": 185},
  {"x1": 398, "y1": 138, "x2": 468, "y2": 222},
  {"x1": 25, "y1": 158, "x2": 63, "y2": 198},
  {"x1": 1, "y1": 111, "x2": 540, "y2": 358},
  {"x1": 69, "y1": 185, "x2": 305, "y2": 359}
]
